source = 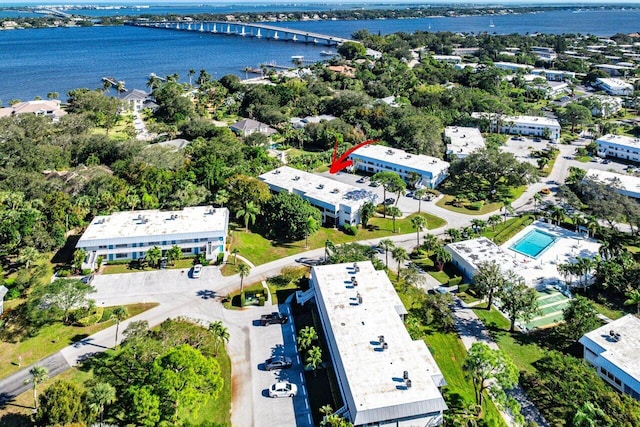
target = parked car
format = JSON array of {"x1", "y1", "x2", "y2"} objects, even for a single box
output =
[
  {"x1": 369, "y1": 180, "x2": 380, "y2": 187},
  {"x1": 405, "y1": 191, "x2": 414, "y2": 198},
  {"x1": 260, "y1": 312, "x2": 289, "y2": 326},
  {"x1": 269, "y1": 380, "x2": 298, "y2": 398},
  {"x1": 192, "y1": 264, "x2": 203, "y2": 278},
  {"x1": 265, "y1": 356, "x2": 293, "y2": 371},
  {"x1": 384, "y1": 197, "x2": 396, "y2": 205},
  {"x1": 414, "y1": 192, "x2": 433, "y2": 201},
  {"x1": 539, "y1": 188, "x2": 551, "y2": 195},
  {"x1": 512, "y1": 136, "x2": 524, "y2": 141},
  {"x1": 533, "y1": 137, "x2": 542, "y2": 142},
  {"x1": 81, "y1": 274, "x2": 94, "y2": 285}
]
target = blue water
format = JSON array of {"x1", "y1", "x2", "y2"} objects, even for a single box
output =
[
  {"x1": 1, "y1": 8, "x2": 640, "y2": 101},
  {"x1": 511, "y1": 229, "x2": 557, "y2": 259}
]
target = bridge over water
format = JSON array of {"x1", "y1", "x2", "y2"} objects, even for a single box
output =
[{"x1": 127, "y1": 20, "x2": 356, "y2": 46}]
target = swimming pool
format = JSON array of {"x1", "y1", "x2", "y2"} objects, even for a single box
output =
[{"x1": 510, "y1": 229, "x2": 557, "y2": 259}]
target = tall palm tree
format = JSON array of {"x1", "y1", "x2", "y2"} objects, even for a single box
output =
[
  {"x1": 571, "y1": 213, "x2": 584, "y2": 233},
  {"x1": 422, "y1": 233, "x2": 439, "y2": 254},
  {"x1": 492, "y1": 214, "x2": 504, "y2": 230},
  {"x1": 237, "y1": 263, "x2": 250, "y2": 292},
  {"x1": 236, "y1": 201, "x2": 260, "y2": 231},
  {"x1": 112, "y1": 306, "x2": 128, "y2": 348},
  {"x1": 305, "y1": 216, "x2": 317, "y2": 248},
  {"x1": 445, "y1": 228, "x2": 462, "y2": 243},
  {"x1": 387, "y1": 206, "x2": 402, "y2": 233},
  {"x1": 434, "y1": 246, "x2": 452, "y2": 272},
  {"x1": 231, "y1": 248, "x2": 240, "y2": 265},
  {"x1": 392, "y1": 247, "x2": 409, "y2": 281},
  {"x1": 471, "y1": 219, "x2": 486, "y2": 235},
  {"x1": 411, "y1": 215, "x2": 427, "y2": 245},
  {"x1": 414, "y1": 188, "x2": 427, "y2": 213},
  {"x1": 297, "y1": 326, "x2": 318, "y2": 351},
  {"x1": 551, "y1": 205, "x2": 566, "y2": 226},
  {"x1": 25, "y1": 366, "x2": 48, "y2": 410},
  {"x1": 624, "y1": 289, "x2": 640, "y2": 315},
  {"x1": 585, "y1": 215, "x2": 599, "y2": 238},
  {"x1": 532, "y1": 192, "x2": 543, "y2": 215},
  {"x1": 379, "y1": 239, "x2": 395, "y2": 269},
  {"x1": 209, "y1": 320, "x2": 230, "y2": 356},
  {"x1": 87, "y1": 382, "x2": 116, "y2": 426},
  {"x1": 214, "y1": 189, "x2": 229, "y2": 207},
  {"x1": 188, "y1": 69, "x2": 196, "y2": 86}
]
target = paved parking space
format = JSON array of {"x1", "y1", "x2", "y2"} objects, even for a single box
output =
[{"x1": 501, "y1": 137, "x2": 550, "y2": 166}]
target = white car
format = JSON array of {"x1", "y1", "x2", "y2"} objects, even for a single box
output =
[
  {"x1": 192, "y1": 264, "x2": 203, "y2": 278},
  {"x1": 269, "y1": 380, "x2": 298, "y2": 398}
]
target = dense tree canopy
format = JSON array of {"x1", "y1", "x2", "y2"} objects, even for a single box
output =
[{"x1": 261, "y1": 192, "x2": 322, "y2": 241}]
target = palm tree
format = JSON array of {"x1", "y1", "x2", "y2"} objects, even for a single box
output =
[
  {"x1": 214, "y1": 189, "x2": 229, "y2": 207},
  {"x1": 19, "y1": 246, "x2": 40, "y2": 270},
  {"x1": 116, "y1": 80, "x2": 126, "y2": 98},
  {"x1": 422, "y1": 233, "x2": 439, "y2": 254},
  {"x1": 392, "y1": 247, "x2": 409, "y2": 281},
  {"x1": 236, "y1": 201, "x2": 260, "y2": 231},
  {"x1": 305, "y1": 215, "x2": 317, "y2": 248},
  {"x1": 551, "y1": 205, "x2": 565, "y2": 226},
  {"x1": 471, "y1": 219, "x2": 486, "y2": 235},
  {"x1": 414, "y1": 188, "x2": 427, "y2": 213},
  {"x1": 146, "y1": 73, "x2": 163, "y2": 90},
  {"x1": 231, "y1": 248, "x2": 240, "y2": 265},
  {"x1": 112, "y1": 306, "x2": 128, "y2": 348},
  {"x1": 209, "y1": 320, "x2": 230, "y2": 356},
  {"x1": 387, "y1": 206, "x2": 402, "y2": 233},
  {"x1": 87, "y1": 382, "x2": 116, "y2": 426},
  {"x1": 188, "y1": 69, "x2": 196, "y2": 86},
  {"x1": 572, "y1": 401, "x2": 607, "y2": 427},
  {"x1": 624, "y1": 289, "x2": 640, "y2": 314},
  {"x1": 434, "y1": 246, "x2": 452, "y2": 272},
  {"x1": 166, "y1": 245, "x2": 182, "y2": 266},
  {"x1": 144, "y1": 246, "x2": 162, "y2": 268},
  {"x1": 25, "y1": 366, "x2": 48, "y2": 410},
  {"x1": 533, "y1": 192, "x2": 543, "y2": 216},
  {"x1": 445, "y1": 228, "x2": 462, "y2": 243},
  {"x1": 47, "y1": 92, "x2": 59, "y2": 100},
  {"x1": 488, "y1": 214, "x2": 502, "y2": 232},
  {"x1": 306, "y1": 346, "x2": 323, "y2": 375},
  {"x1": 379, "y1": 239, "x2": 395, "y2": 269},
  {"x1": 237, "y1": 263, "x2": 250, "y2": 292},
  {"x1": 297, "y1": 326, "x2": 318, "y2": 351},
  {"x1": 585, "y1": 215, "x2": 599, "y2": 238},
  {"x1": 125, "y1": 193, "x2": 140, "y2": 211},
  {"x1": 411, "y1": 215, "x2": 427, "y2": 245},
  {"x1": 571, "y1": 213, "x2": 584, "y2": 233}
]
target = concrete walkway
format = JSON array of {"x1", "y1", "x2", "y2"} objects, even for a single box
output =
[{"x1": 452, "y1": 298, "x2": 550, "y2": 427}]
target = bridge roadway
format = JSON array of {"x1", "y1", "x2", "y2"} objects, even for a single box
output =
[{"x1": 128, "y1": 20, "x2": 356, "y2": 46}]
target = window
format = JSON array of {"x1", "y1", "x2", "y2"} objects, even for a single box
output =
[
  {"x1": 115, "y1": 244, "x2": 128, "y2": 248},
  {"x1": 116, "y1": 253, "x2": 128, "y2": 259},
  {"x1": 181, "y1": 248, "x2": 192, "y2": 254}
]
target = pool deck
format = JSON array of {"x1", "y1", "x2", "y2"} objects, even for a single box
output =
[{"x1": 500, "y1": 221, "x2": 601, "y2": 289}]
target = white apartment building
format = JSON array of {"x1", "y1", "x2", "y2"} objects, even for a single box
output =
[
  {"x1": 258, "y1": 166, "x2": 376, "y2": 227},
  {"x1": 347, "y1": 145, "x2": 449, "y2": 189},
  {"x1": 531, "y1": 69, "x2": 576, "y2": 82},
  {"x1": 76, "y1": 206, "x2": 229, "y2": 270},
  {"x1": 595, "y1": 78, "x2": 634, "y2": 96},
  {"x1": 584, "y1": 169, "x2": 640, "y2": 200},
  {"x1": 472, "y1": 112, "x2": 561, "y2": 141},
  {"x1": 586, "y1": 95, "x2": 623, "y2": 117},
  {"x1": 444, "y1": 126, "x2": 486, "y2": 159},
  {"x1": 579, "y1": 315, "x2": 640, "y2": 400},
  {"x1": 596, "y1": 134, "x2": 640, "y2": 163},
  {"x1": 531, "y1": 46, "x2": 558, "y2": 61},
  {"x1": 432, "y1": 54, "x2": 462, "y2": 64},
  {"x1": 493, "y1": 61, "x2": 534, "y2": 72},
  {"x1": 310, "y1": 262, "x2": 448, "y2": 425}
]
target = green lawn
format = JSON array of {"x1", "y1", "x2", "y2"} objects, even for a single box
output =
[
  {"x1": 102, "y1": 257, "x2": 197, "y2": 275},
  {"x1": 590, "y1": 300, "x2": 627, "y2": 320},
  {"x1": 423, "y1": 329, "x2": 507, "y2": 426},
  {"x1": 0, "y1": 302, "x2": 158, "y2": 379},
  {"x1": 436, "y1": 186, "x2": 525, "y2": 216},
  {"x1": 230, "y1": 212, "x2": 446, "y2": 266},
  {"x1": 472, "y1": 307, "x2": 546, "y2": 374}
]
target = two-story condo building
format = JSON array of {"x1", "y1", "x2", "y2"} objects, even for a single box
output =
[
  {"x1": 472, "y1": 113, "x2": 561, "y2": 141},
  {"x1": 258, "y1": 166, "x2": 377, "y2": 227},
  {"x1": 584, "y1": 169, "x2": 640, "y2": 200},
  {"x1": 595, "y1": 78, "x2": 634, "y2": 96},
  {"x1": 444, "y1": 126, "x2": 486, "y2": 159},
  {"x1": 347, "y1": 144, "x2": 450, "y2": 189},
  {"x1": 579, "y1": 314, "x2": 640, "y2": 401},
  {"x1": 596, "y1": 134, "x2": 640, "y2": 163},
  {"x1": 308, "y1": 262, "x2": 448, "y2": 425},
  {"x1": 76, "y1": 206, "x2": 229, "y2": 270}
]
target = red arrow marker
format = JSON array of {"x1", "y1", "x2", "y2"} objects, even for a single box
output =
[{"x1": 329, "y1": 139, "x2": 379, "y2": 174}]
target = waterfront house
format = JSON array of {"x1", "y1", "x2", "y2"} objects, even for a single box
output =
[
  {"x1": 0, "y1": 100, "x2": 66, "y2": 121},
  {"x1": 121, "y1": 89, "x2": 148, "y2": 112}
]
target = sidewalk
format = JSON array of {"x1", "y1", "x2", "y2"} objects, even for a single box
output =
[{"x1": 452, "y1": 298, "x2": 549, "y2": 427}]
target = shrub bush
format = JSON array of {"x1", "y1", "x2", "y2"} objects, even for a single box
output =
[
  {"x1": 467, "y1": 201, "x2": 484, "y2": 211},
  {"x1": 449, "y1": 276, "x2": 463, "y2": 287},
  {"x1": 258, "y1": 296, "x2": 265, "y2": 306},
  {"x1": 216, "y1": 252, "x2": 225, "y2": 265},
  {"x1": 457, "y1": 283, "x2": 470, "y2": 293},
  {"x1": 77, "y1": 307, "x2": 104, "y2": 326},
  {"x1": 342, "y1": 224, "x2": 358, "y2": 236},
  {"x1": 100, "y1": 308, "x2": 114, "y2": 323},
  {"x1": 57, "y1": 269, "x2": 71, "y2": 277},
  {"x1": 81, "y1": 269, "x2": 93, "y2": 275}
]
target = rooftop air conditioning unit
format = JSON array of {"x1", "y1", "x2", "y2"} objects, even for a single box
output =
[
  {"x1": 357, "y1": 292, "x2": 362, "y2": 305},
  {"x1": 379, "y1": 335, "x2": 385, "y2": 344},
  {"x1": 406, "y1": 379, "x2": 412, "y2": 388},
  {"x1": 403, "y1": 370, "x2": 409, "y2": 380},
  {"x1": 382, "y1": 342, "x2": 388, "y2": 350}
]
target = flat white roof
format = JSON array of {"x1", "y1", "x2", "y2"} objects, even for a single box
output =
[
  {"x1": 312, "y1": 262, "x2": 446, "y2": 425},
  {"x1": 77, "y1": 206, "x2": 228, "y2": 243},
  {"x1": 494, "y1": 61, "x2": 534, "y2": 70},
  {"x1": 472, "y1": 112, "x2": 560, "y2": 128},
  {"x1": 444, "y1": 126, "x2": 485, "y2": 157},
  {"x1": 580, "y1": 314, "x2": 640, "y2": 384},
  {"x1": 597, "y1": 133, "x2": 640, "y2": 149},
  {"x1": 349, "y1": 144, "x2": 449, "y2": 176},
  {"x1": 258, "y1": 166, "x2": 376, "y2": 209},
  {"x1": 596, "y1": 78, "x2": 634, "y2": 90},
  {"x1": 447, "y1": 237, "x2": 520, "y2": 273},
  {"x1": 585, "y1": 169, "x2": 640, "y2": 195}
]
